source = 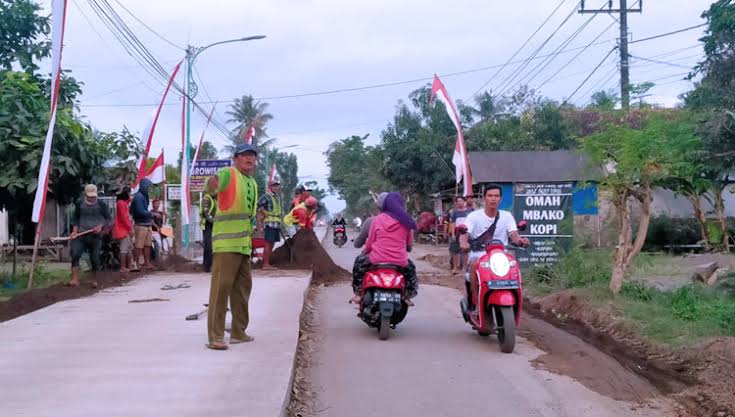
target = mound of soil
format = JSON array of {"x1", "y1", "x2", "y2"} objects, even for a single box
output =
[
  {"x1": 0, "y1": 255, "x2": 198, "y2": 323},
  {"x1": 418, "y1": 253, "x2": 451, "y2": 270},
  {"x1": 271, "y1": 230, "x2": 349, "y2": 286},
  {"x1": 526, "y1": 290, "x2": 735, "y2": 417}
]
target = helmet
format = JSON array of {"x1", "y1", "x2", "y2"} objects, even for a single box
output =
[{"x1": 305, "y1": 196, "x2": 318, "y2": 208}]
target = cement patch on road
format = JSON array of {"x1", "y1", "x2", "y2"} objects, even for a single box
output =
[{"x1": 0, "y1": 271, "x2": 310, "y2": 417}]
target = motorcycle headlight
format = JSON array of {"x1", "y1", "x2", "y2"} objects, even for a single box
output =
[{"x1": 488, "y1": 252, "x2": 511, "y2": 277}]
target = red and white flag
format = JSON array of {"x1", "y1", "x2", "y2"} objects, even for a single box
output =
[
  {"x1": 267, "y1": 163, "x2": 277, "y2": 192},
  {"x1": 180, "y1": 93, "x2": 190, "y2": 226},
  {"x1": 143, "y1": 150, "x2": 165, "y2": 184},
  {"x1": 429, "y1": 74, "x2": 473, "y2": 197},
  {"x1": 31, "y1": 0, "x2": 68, "y2": 223},
  {"x1": 133, "y1": 61, "x2": 182, "y2": 189},
  {"x1": 242, "y1": 126, "x2": 255, "y2": 144},
  {"x1": 190, "y1": 103, "x2": 217, "y2": 176}
]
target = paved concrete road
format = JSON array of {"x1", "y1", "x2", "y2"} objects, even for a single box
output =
[
  {"x1": 0, "y1": 270, "x2": 309, "y2": 417},
  {"x1": 312, "y1": 236, "x2": 676, "y2": 417}
]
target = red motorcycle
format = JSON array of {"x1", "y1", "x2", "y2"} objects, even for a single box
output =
[
  {"x1": 333, "y1": 225, "x2": 347, "y2": 247},
  {"x1": 357, "y1": 265, "x2": 409, "y2": 340},
  {"x1": 458, "y1": 222, "x2": 528, "y2": 353}
]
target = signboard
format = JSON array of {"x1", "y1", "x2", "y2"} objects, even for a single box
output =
[
  {"x1": 166, "y1": 184, "x2": 181, "y2": 201},
  {"x1": 190, "y1": 159, "x2": 231, "y2": 192},
  {"x1": 512, "y1": 183, "x2": 573, "y2": 268}
]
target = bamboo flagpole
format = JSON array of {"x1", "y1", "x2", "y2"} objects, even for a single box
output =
[{"x1": 28, "y1": 0, "x2": 68, "y2": 289}]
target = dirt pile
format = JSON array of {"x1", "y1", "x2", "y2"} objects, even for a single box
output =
[
  {"x1": 271, "y1": 230, "x2": 349, "y2": 286},
  {"x1": 526, "y1": 290, "x2": 735, "y2": 417},
  {"x1": 162, "y1": 254, "x2": 202, "y2": 273},
  {"x1": 418, "y1": 253, "x2": 451, "y2": 270}
]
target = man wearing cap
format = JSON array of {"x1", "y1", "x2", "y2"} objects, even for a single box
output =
[
  {"x1": 69, "y1": 184, "x2": 111, "y2": 286},
  {"x1": 283, "y1": 196, "x2": 319, "y2": 237},
  {"x1": 257, "y1": 178, "x2": 283, "y2": 270},
  {"x1": 206, "y1": 143, "x2": 259, "y2": 350}
]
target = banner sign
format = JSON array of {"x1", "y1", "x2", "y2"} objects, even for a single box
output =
[
  {"x1": 166, "y1": 184, "x2": 181, "y2": 201},
  {"x1": 512, "y1": 183, "x2": 573, "y2": 268},
  {"x1": 190, "y1": 159, "x2": 231, "y2": 192}
]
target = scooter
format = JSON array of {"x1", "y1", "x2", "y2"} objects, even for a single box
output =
[
  {"x1": 357, "y1": 264, "x2": 410, "y2": 340},
  {"x1": 458, "y1": 222, "x2": 528, "y2": 353},
  {"x1": 333, "y1": 225, "x2": 347, "y2": 247}
]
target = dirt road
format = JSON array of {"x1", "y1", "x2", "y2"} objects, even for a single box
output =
[{"x1": 306, "y1": 231, "x2": 678, "y2": 417}]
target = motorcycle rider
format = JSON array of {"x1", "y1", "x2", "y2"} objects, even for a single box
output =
[
  {"x1": 459, "y1": 184, "x2": 529, "y2": 310},
  {"x1": 350, "y1": 192, "x2": 418, "y2": 305}
]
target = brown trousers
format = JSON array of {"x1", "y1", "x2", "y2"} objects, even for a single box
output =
[{"x1": 207, "y1": 252, "x2": 252, "y2": 343}]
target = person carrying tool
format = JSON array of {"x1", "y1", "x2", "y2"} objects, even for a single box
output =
[
  {"x1": 131, "y1": 179, "x2": 155, "y2": 271},
  {"x1": 69, "y1": 184, "x2": 112, "y2": 286},
  {"x1": 206, "y1": 143, "x2": 259, "y2": 350},
  {"x1": 283, "y1": 196, "x2": 318, "y2": 237},
  {"x1": 200, "y1": 177, "x2": 218, "y2": 273},
  {"x1": 257, "y1": 178, "x2": 283, "y2": 270}
]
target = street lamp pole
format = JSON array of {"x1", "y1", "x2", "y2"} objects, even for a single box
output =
[{"x1": 182, "y1": 35, "x2": 265, "y2": 250}]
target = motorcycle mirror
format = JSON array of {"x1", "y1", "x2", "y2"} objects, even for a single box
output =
[{"x1": 517, "y1": 220, "x2": 528, "y2": 232}]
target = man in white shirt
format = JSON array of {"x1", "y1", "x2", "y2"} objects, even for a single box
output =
[{"x1": 459, "y1": 184, "x2": 529, "y2": 310}]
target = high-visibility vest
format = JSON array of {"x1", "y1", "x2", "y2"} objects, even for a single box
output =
[
  {"x1": 200, "y1": 194, "x2": 217, "y2": 230},
  {"x1": 283, "y1": 202, "x2": 313, "y2": 229},
  {"x1": 264, "y1": 193, "x2": 282, "y2": 224},
  {"x1": 213, "y1": 167, "x2": 258, "y2": 255}
]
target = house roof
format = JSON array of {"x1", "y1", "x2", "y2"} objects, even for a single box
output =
[{"x1": 468, "y1": 150, "x2": 597, "y2": 183}]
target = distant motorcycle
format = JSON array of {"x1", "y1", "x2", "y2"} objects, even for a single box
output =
[{"x1": 333, "y1": 225, "x2": 347, "y2": 247}]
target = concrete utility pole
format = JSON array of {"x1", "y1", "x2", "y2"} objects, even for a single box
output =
[{"x1": 579, "y1": 0, "x2": 642, "y2": 110}]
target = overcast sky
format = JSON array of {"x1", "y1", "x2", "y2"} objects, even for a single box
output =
[{"x1": 58, "y1": 0, "x2": 712, "y2": 212}]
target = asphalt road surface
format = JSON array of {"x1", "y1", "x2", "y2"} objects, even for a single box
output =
[{"x1": 309, "y1": 229, "x2": 676, "y2": 417}]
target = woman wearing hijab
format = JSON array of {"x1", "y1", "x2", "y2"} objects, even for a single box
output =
[{"x1": 350, "y1": 192, "x2": 418, "y2": 305}]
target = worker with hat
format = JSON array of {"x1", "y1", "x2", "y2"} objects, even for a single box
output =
[
  {"x1": 257, "y1": 177, "x2": 283, "y2": 270},
  {"x1": 69, "y1": 184, "x2": 111, "y2": 287},
  {"x1": 200, "y1": 176, "x2": 218, "y2": 273},
  {"x1": 283, "y1": 195, "x2": 319, "y2": 237},
  {"x1": 206, "y1": 143, "x2": 259, "y2": 350}
]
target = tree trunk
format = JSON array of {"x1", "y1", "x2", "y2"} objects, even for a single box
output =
[
  {"x1": 610, "y1": 190, "x2": 631, "y2": 294},
  {"x1": 687, "y1": 194, "x2": 711, "y2": 251},
  {"x1": 625, "y1": 184, "x2": 653, "y2": 269},
  {"x1": 713, "y1": 187, "x2": 731, "y2": 252}
]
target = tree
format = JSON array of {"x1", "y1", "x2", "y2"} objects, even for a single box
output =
[
  {"x1": 225, "y1": 95, "x2": 274, "y2": 150},
  {"x1": 582, "y1": 112, "x2": 692, "y2": 293},
  {"x1": 326, "y1": 134, "x2": 392, "y2": 217},
  {"x1": 255, "y1": 147, "x2": 299, "y2": 199},
  {"x1": 589, "y1": 89, "x2": 619, "y2": 111},
  {"x1": 0, "y1": 0, "x2": 50, "y2": 73},
  {"x1": 95, "y1": 128, "x2": 142, "y2": 193},
  {"x1": 0, "y1": 71, "x2": 107, "y2": 243}
]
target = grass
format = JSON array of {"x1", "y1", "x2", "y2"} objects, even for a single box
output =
[
  {"x1": 0, "y1": 264, "x2": 71, "y2": 300},
  {"x1": 525, "y1": 247, "x2": 735, "y2": 347}
]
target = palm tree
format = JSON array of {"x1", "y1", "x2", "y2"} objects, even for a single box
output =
[{"x1": 225, "y1": 95, "x2": 275, "y2": 152}]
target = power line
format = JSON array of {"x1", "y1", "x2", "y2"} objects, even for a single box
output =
[
  {"x1": 110, "y1": 0, "x2": 185, "y2": 50},
  {"x1": 563, "y1": 46, "x2": 618, "y2": 105},
  {"x1": 493, "y1": 1, "x2": 583, "y2": 96},
  {"x1": 629, "y1": 23, "x2": 707, "y2": 44},
  {"x1": 629, "y1": 54, "x2": 699, "y2": 69},
  {"x1": 468, "y1": 0, "x2": 569, "y2": 99}
]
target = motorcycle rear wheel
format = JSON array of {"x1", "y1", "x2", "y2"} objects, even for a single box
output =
[
  {"x1": 496, "y1": 306, "x2": 516, "y2": 353},
  {"x1": 378, "y1": 315, "x2": 390, "y2": 341}
]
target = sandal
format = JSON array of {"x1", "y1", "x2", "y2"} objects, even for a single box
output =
[
  {"x1": 64, "y1": 281, "x2": 80, "y2": 288},
  {"x1": 206, "y1": 341, "x2": 228, "y2": 350},
  {"x1": 230, "y1": 335, "x2": 255, "y2": 344},
  {"x1": 349, "y1": 295, "x2": 362, "y2": 304}
]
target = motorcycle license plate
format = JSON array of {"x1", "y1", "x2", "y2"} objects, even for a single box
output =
[
  {"x1": 374, "y1": 291, "x2": 401, "y2": 302},
  {"x1": 487, "y1": 280, "x2": 519, "y2": 290}
]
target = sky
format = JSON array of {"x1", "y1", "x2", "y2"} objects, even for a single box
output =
[{"x1": 55, "y1": 0, "x2": 712, "y2": 212}]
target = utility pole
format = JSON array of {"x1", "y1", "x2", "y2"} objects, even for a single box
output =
[{"x1": 579, "y1": 0, "x2": 642, "y2": 110}]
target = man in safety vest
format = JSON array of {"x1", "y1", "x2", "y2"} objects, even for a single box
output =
[
  {"x1": 206, "y1": 143, "x2": 259, "y2": 351},
  {"x1": 200, "y1": 176, "x2": 218, "y2": 273},
  {"x1": 283, "y1": 196, "x2": 318, "y2": 237},
  {"x1": 257, "y1": 178, "x2": 283, "y2": 270}
]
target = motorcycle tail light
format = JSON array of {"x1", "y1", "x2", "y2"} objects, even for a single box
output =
[{"x1": 381, "y1": 275, "x2": 394, "y2": 286}]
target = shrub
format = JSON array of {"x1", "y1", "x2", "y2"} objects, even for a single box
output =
[{"x1": 643, "y1": 215, "x2": 701, "y2": 252}]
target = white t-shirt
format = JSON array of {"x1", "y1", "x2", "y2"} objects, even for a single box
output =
[{"x1": 464, "y1": 209, "x2": 518, "y2": 252}]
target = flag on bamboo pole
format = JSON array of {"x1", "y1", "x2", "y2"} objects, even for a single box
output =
[
  {"x1": 31, "y1": 0, "x2": 68, "y2": 223},
  {"x1": 243, "y1": 126, "x2": 255, "y2": 144},
  {"x1": 180, "y1": 93, "x2": 190, "y2": 226},
  {"x1": 267, "y1": 163, "x2": 278, "y2": 192},
  {"x1": 429, "y1": 74, "x2": 473, "y2": 197},
  {"x1": 132, "y1": 61, "x2": 182, "y2": 190}
]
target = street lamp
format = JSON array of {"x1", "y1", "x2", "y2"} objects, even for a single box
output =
[{"x1": 182, "y1": 35, "x2": 266, "y2": 250}]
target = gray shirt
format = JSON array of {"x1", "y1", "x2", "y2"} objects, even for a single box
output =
[
  {"x1": 353, "y1": 216, "x2": 374, "y2": 249},
  {"x1": 73, "y1": 199, "x2": 111, "y2": 233}
]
